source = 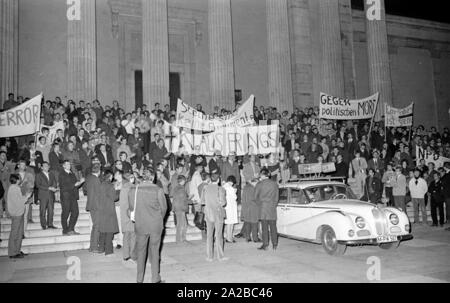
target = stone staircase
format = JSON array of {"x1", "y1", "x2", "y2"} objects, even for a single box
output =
[{"x1": 0, "y1": 195, "x2": 202, "y2": 256}]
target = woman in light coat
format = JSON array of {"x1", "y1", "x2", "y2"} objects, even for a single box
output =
[{"x1": 223, "y1": 175, "x2": 238, "y2": 243}]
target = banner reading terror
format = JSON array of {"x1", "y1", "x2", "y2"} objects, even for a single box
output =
[
  {"x1": 319, "y1": 92, "x2": 379, "y2": 120},
  {"x1": 175, "y1": 95, "x2": 255, "y2": 132},
  {"x1": 173, "y1": 124, "x2": 279, "y2": 156},
  {"x1": 0, "y1": 94, "x2": 42, "y2": 138}
]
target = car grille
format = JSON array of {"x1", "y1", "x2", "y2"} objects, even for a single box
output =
[
  {"x1": 390, "y1": 226, "x2": 401, "y2": 233},
  {"x1": 372, "y1": 208, "x2": 386, "y2": 236}
]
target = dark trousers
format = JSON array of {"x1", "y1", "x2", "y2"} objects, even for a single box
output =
[
  {"x1": 27, "y1": 203, "x2": 33, "y2": 221},
  {"x1": 431, "y1": 200, "x2": 445, "y2": 225},
  {"x1": 39, "y1": 197, "x2": 54, "y2": 228},
  {"x1": 242, "y1": 221, "x2": 259, "y2": 242},
  {"x1": 136, "y1": 231, "x2": 162, "y2": 283},
  {"x1": 385, "y1": 187, "x2": 394, "y2": 206},
  {"x1": 89, "y1": 210, "x2": 100, "y2": 251},
  {"x1": 8, "y1": 215, "x2": 24, "y2": 256},
  {"x1": 261, "y1": 220, "x2": 277, "y2": 248},
  {"x1": 99, "y1": 232, "x2": 114, "y2": 255},
  {"x1": 61, "y1": 196, "x2": 79, "y2": 234}
]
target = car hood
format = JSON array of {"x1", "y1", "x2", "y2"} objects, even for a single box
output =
[{"x1": 312, "y1": 199, "x2": 377, "y2": 215}]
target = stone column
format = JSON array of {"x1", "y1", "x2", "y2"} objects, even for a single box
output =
[
  {"x1": 208, "y1": 0, "x2": 235, "y2": 110},
  {"x1": 67, "y1": 0, "x2": 97, "y2": 102},
  {"x1": 0, "y1": 0, "x2": 19, "y2": 107},
  {"x1": 267, "y1": 0, "x2": 294, "y2": 112},
  {"x1": 364, "y1": 0, "x2": 392, "y2": 121},
  {"x1": 142, "y1": 0, "x2": 170, "y2": 108},
  {"x1": 288, "y1": 0, "x2": 313, "y2": 109},
  {"x1": 319, "y1": 0, "x2": 344, "y2": 97}
]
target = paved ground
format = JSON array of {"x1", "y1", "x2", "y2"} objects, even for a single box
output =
[{"x1": 0, "y1": 224, "x2": 449, "y2": 283}]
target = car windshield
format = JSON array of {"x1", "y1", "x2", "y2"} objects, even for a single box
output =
[{"x1": 303, "y1": 185, "x2": 357, "y2": 202}]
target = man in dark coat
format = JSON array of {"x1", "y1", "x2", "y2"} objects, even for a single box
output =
[
  {"x1": 128, "y1": 169, "x2": 167, "y2": 283},
  {"x1": 84, "y1": 164, "x2": 102, "y2": 252},
  {"x1": 241, "y1": 179, "x2": 261, "y2": 243},
  {"x1": 333, "y1": 154, "x2": 349, "y2": 183},
  {"x1": 428, "y1": 172, "x2": 445, "y2": 227},
  {"x1": 35, "y1": 162, "x2": 58, "y2": 229},
  {"x1": 59, "y1": 160, "x2": 85, "y2": 235},
  {"x1": 255, "y1": 168, "x2": 279, "y2": 250},
  {"x1": 98, "y1": 170, "x2": 119, "y2": 256},
  {"x1": 364, "y1": 168, "x2": 382, "y2": 204}
]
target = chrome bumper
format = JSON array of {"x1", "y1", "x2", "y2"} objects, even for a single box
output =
[{"x1": 338, "y1": 234, "x2": 413, "y2": 245}]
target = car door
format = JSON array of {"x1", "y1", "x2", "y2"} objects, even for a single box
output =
[
  {"x1": 283, "y1": 188, "x2": 312, "y2": 239},
  {"x1": 276, "y1": 187, "x2": 289, "y2": 235}
]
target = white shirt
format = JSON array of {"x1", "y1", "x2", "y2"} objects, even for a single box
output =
[{"x1": 121, "y1": 119, "x2": 135, "y2": 135}]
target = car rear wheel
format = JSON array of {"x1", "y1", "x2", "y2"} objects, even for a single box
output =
[
  {"x1": 321, "y1": 226, "x2": 346, "y2": 256},
  {"x1": 379, "y1": 241, "x2": 399, "y2": 250}
]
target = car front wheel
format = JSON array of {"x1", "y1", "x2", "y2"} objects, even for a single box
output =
[{"x1": 321, "y1": 226, "x2": 346, "y2": 256}]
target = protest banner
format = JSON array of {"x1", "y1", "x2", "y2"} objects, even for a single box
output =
[
  {"x1": 416, "y1": 146, "x2": 450, "y2": 168},
  {"x1": 175, "y1": 95, "x2": 255, "y2": 131},
  {"x1": 0, "y1": 94, "x2": 42, "y2": 138},
  {"x1": 298, "y1": 162, "x2": 336, "y2": 175},
  {"x1": 319, "y1": 92, "x2": 379, "y2": 120},
  {"x1": 385, "y1": 103, "x2": 414, "y2": 127},
  {"x1": 38, "y1": 120, "x2": 64, "y2": 143},
  {"x1": 173, "y1": 124, "x2": 279, "y2": 156}
]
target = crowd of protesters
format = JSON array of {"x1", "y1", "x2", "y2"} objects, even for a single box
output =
[{"x1": 1, "y1": 93, "x2": 450, "y2": 281}]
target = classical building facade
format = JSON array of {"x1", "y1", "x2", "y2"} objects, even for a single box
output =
[{"x1": 1, "y1": 0, "x2": 449, "y2": 128}]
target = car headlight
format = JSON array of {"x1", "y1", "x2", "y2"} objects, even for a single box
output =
[
  {"x1": 390, "y1": 214, "x2": 399, "y2": 225},
  {"x1": 355, "y1": 217, "x2": 365, "y2": 229},
  {"x1": 348, "y1": 230, "x2": 355, "y2": 237}
]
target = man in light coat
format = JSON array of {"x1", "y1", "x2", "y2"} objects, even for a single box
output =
[
  {"x1": 408, "y1": 168, "x2": 429, "y2": 224},
  {"x1": 392, "y1": 166, "x2": 407, "y2": 213},
  {"x1": 255, "y1": 168, "x2": 279, "y2": 251},
  {"x1": 201, "y1": 173, "x2": 227, "y2": 262}
]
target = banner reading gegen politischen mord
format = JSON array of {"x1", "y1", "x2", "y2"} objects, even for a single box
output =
[
  {"x1": 0, "y1": 94, "x2": 42, "y2": 138},
  {"x1": 175, "y1": 95, "x2": 255, "y2": 132},
  {"x1": 319, "y1": 92, "x2": 379, "y2": 120},
  {"x1": 385, "y1": 103, "x2": 414, "y2": 127}
]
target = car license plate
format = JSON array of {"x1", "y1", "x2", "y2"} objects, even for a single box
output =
[{"x1": 377, "y1": 235, "x2": 398, "y2": 243}]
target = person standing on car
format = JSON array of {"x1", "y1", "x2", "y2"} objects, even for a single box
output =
[{"x1": 255, "y1": 168, "x2": 279, "y2": 251}]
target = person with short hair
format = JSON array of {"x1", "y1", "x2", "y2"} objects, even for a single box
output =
[
  {"x1": 172, "y1": 175, "x2": 191, "y2": 244},
  {"x1": 128, "y1": 169, "x2": 167, "y2": 283},
  {"x1": 7, "y1": 174, "x2": 31, "y2": 258},
  {"x1": 201, "y1": 173, "x2": 227, "y2": 262},
  {"x1": 84, "y1": 163, "x2": 102, "y2": 252},
  {"x1": 35, "y1": 162, "x2": 58, "y2": 229},
  {"x1": 255, "y1": 168, "x2": 279, "y2": 251},
  {"x1": 223, "y1": 175, "x2": 238, "y2": 243},
  {"x1": 408, "y1": 168, "x2": 429, "y2": 224},
  {"x1": 119, "y1": 172, "x2": 137, "y2": 261},
  {"x1": 59, "y1": 160, "x2": 85, "y2": 235},
  {"x1": 241, "y1": 178, "x2": 261, "y2": 243},
  {"x1": 98, "y1": 170, "x2": 119, "y2": 256},
  {"x1": 428, "y1": 172, "x2": 445, "y2": 227}
]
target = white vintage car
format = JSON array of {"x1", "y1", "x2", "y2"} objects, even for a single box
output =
[{"x1": 277, "y1": 178, "x2": 413, "y2": 255}]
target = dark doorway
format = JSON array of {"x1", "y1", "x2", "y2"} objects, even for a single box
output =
[
  {"x1": 135, "y1": 70, "x2": 143, "y2": 110},
  {"x1": 135, "y1": 71, "x2": 180, "y2": 111},
  {"x1": 169, "y1": 72, "x2": 181, "y2": 111}
]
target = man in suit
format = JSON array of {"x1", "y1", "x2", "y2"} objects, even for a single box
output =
[
  {"x1": 255, "y1": 168, "x2": 279, "y2": 251},
  {"x1": 241, "y1": 178, "x2": 261, "y2": 243},
  {"x1": 97, "y1": 143, "x2": 114, "y2": 170},
  {"x1": 284, "y1": 133, "x2": 298, "y2": 155},
  {"x1": 59, "y1": 160, "x2": 85, "y2": 235},
  {"x1": 35, "y1": 162, "x2": 58, "y2": 229},
  {"x1": 201, "y1": 173, "x2": 227, "y2": 262},
  {"x1": 84, "y1": 163, "x2": 102, "y2": 252},
  {"x1": 367, "y1": 150, "x2": 385, "y2": 179},
  {"x1": 16, "y1": 160, "x2": 35, "y2": 231},
  {"x1": 351, "y1": 151, "x2": 368, "y2": 199},
  {"x1": 128, "y1": 168, "x2": 167, "y2": 283}
]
